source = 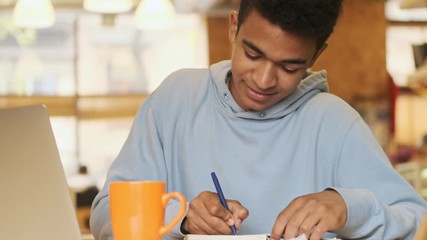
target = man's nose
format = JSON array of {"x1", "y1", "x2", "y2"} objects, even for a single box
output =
[{"x1": 255, "y1": 61, "x2": 277, "y2": 89}]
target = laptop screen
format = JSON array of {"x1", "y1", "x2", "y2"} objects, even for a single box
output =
[{"x1": 0, "y1": 105, "x2": 83, "y2": 240}]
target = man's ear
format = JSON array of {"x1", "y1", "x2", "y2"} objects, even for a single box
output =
[
  {"x1": 308, "y1": 43, "x2": 328, "y2": 67},
  {"x1": 228, "y1": 11, "x2": 238, "y2": 43}
]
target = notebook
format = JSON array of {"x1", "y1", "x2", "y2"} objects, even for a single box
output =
[
  {"x1": 184, "y1": 234, "x2": 340, "y2": 240},
  {"x1": 184, "y1": 234, "x2": 271, "y2": 240},
  {"x1": 0, "y1": 105, "x2": 85, "y2": 240}
]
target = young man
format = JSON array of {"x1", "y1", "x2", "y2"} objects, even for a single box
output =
[{"x1": 90, "y1": 1, "x2": 427, "y2": 239}]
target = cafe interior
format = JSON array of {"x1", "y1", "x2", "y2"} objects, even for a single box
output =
[{"x1": 0, "y1": 0, "x2": 427, "y2": 237}]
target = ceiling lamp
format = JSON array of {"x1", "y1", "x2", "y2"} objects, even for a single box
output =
[
  {"x1": 134, "y1": 0, "x2": 176, "y2": 31},
  {"x1": 13, "y1": 0, "x2": 55, "y2": 29},
  {"x1": 83, "y1": 0, "x2": 134, "y2": 14}
]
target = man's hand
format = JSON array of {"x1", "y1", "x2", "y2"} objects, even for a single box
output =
[
  {"x1": 270, "y1": 190, "x2": 347, "y2": 240},
  {"x1": 182, "y1": 191, "x2": 249, "y2": 235}
]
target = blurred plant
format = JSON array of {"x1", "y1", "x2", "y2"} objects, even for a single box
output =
[{"x1": 0, "y1": 16, "x2": 37, "y2": 47}]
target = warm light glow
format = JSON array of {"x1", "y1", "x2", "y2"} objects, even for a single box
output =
[
  {"x1": 13, "y1": 0, "x2": 55, "y2": 29},
  {"x1": 134, "y1": 0, "x2": 176, "y2": 31},
  {"x1": 83, "y1": 0, "x2": 134, "y2": 14},
  {"x1": 399, "y1": 0, "x2": 427, "y2": 9}
]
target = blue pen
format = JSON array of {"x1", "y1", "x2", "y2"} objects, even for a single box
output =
[{"x1": 211, "y1": 172, "x2": 238, "y2": 235}]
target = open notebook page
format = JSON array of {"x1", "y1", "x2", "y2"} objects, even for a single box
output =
[
  {"x1": 184, "y1": 234, "x2": 341, "y2": 240},
  {"x1": 184, "y1": 234, "x2": 311, "y2": 240},
  {"x1": 184, "y1": 234, "x2": 268, "y2": 240}
]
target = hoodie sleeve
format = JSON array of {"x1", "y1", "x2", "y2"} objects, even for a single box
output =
[{"x1": 330, "y1": 118, "x2": 427, "y2": 239}]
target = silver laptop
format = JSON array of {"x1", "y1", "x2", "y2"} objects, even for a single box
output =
[{"x1": 0, "y1": 105, "x2": 84, "y2": 240}]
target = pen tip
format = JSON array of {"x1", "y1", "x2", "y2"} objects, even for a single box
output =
[{"x1": 231, "y1": 226, "x2": 237, "y2": 235}]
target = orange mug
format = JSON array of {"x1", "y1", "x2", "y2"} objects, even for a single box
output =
[{"x1": 110, "y1": 181, "x2": 186, "y2": 240}]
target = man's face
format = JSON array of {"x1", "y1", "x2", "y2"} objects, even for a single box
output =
[{"x1": 228, "y1": 10, "x2": 325, "y2": 112}]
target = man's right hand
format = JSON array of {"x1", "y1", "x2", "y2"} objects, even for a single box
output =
[{"x1": 181, "y1": 191, "x2": 249, "y2": 235}]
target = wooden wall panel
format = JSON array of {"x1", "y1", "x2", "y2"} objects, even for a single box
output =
[
  {"x1": 311, "y1": 0, "x2": 388, "y2": 102},
  {"x1": 207, "y1": 15, "x2": 232, "y2": 64}
]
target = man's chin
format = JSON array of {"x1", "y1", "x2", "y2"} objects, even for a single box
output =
[{"x1": 247, "y1": 104, "x2": 272, "y2": 112}]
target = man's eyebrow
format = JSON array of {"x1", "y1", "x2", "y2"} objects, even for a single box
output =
[
  {"x1": 242, "y1": 39, "x2": 308, "y2": 66},
  {"x1": 242, "y1": 39, "x2": 264, "y2": 55}
]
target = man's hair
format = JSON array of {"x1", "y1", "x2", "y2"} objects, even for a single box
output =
[{"x1": 237, "y1": 0, "x2": 343, "y2": 48}]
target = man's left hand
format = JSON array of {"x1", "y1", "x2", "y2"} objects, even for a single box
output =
[{"x1": 270, "y1": 190, "x2": 347, "y2": 240}]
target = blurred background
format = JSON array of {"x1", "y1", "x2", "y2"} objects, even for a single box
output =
[{"x1": 0, "y1": 0, "x2": 426, "y2": 234}]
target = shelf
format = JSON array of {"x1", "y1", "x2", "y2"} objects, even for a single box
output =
[
  {"x1": 409, "y1": 81, "x2": 427, "y2": 96},
  {"x1": 77, "y1": 94, "x2": 147, "y2": 119},
  {"x1": 0, "y1": 94, "x2": 148, "y2": 119},
  {"x1": 0, "y1": 96, "x2": 77, "y2": 116},
  {"x1": 388, "y1": 21, "x2": 427, "y2": 26}
]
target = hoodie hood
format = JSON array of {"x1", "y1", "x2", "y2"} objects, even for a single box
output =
[{"x1": 210, "y1": 60, "x2": 329, "y2": 120}]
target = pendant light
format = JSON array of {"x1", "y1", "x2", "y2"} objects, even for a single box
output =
[
  {"x1": 13, "y1": 0, "x2": 55, "y2": 29},
  {"x1": 134, "y1": 0, "x2": 176, "y2": 31},
  {"x1": 83, "y1": 0, "x2": 134, "y2": 14}
]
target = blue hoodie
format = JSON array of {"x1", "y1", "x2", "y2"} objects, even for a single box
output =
[{"x1": 90, "y1": 60, "x2": 427, "y2": 239}]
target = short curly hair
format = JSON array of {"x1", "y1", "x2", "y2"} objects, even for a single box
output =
[{"x1": 237, "y1": 0, "x2": 343, "y2": 49}]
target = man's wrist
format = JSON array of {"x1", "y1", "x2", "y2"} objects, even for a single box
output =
[{"x1": 180, "y1": 216, "x2": 190, "y2": 235}]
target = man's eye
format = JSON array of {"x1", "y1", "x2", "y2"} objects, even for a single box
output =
[
  {"x1": 244, "y1": 50, "x2": 260, "y2": 60},
  {"x1": 280, "y1": 66, "x2": 299, "y2": 74}
]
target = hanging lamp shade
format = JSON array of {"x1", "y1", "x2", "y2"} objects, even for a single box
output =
[
  {"x1": 13, "y1": 0, "x2": 55, "y2": 29},
  {"x1": 134, "y1": 0, "x2": 176, "y2": 31},
  {"x1": 83, "y1": 0, "x2": 134, "y2": 14}
]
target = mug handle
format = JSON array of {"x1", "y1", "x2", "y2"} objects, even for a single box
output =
[{"x1": 159, "y1": 192, "x2": 187, "y2": 236}]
